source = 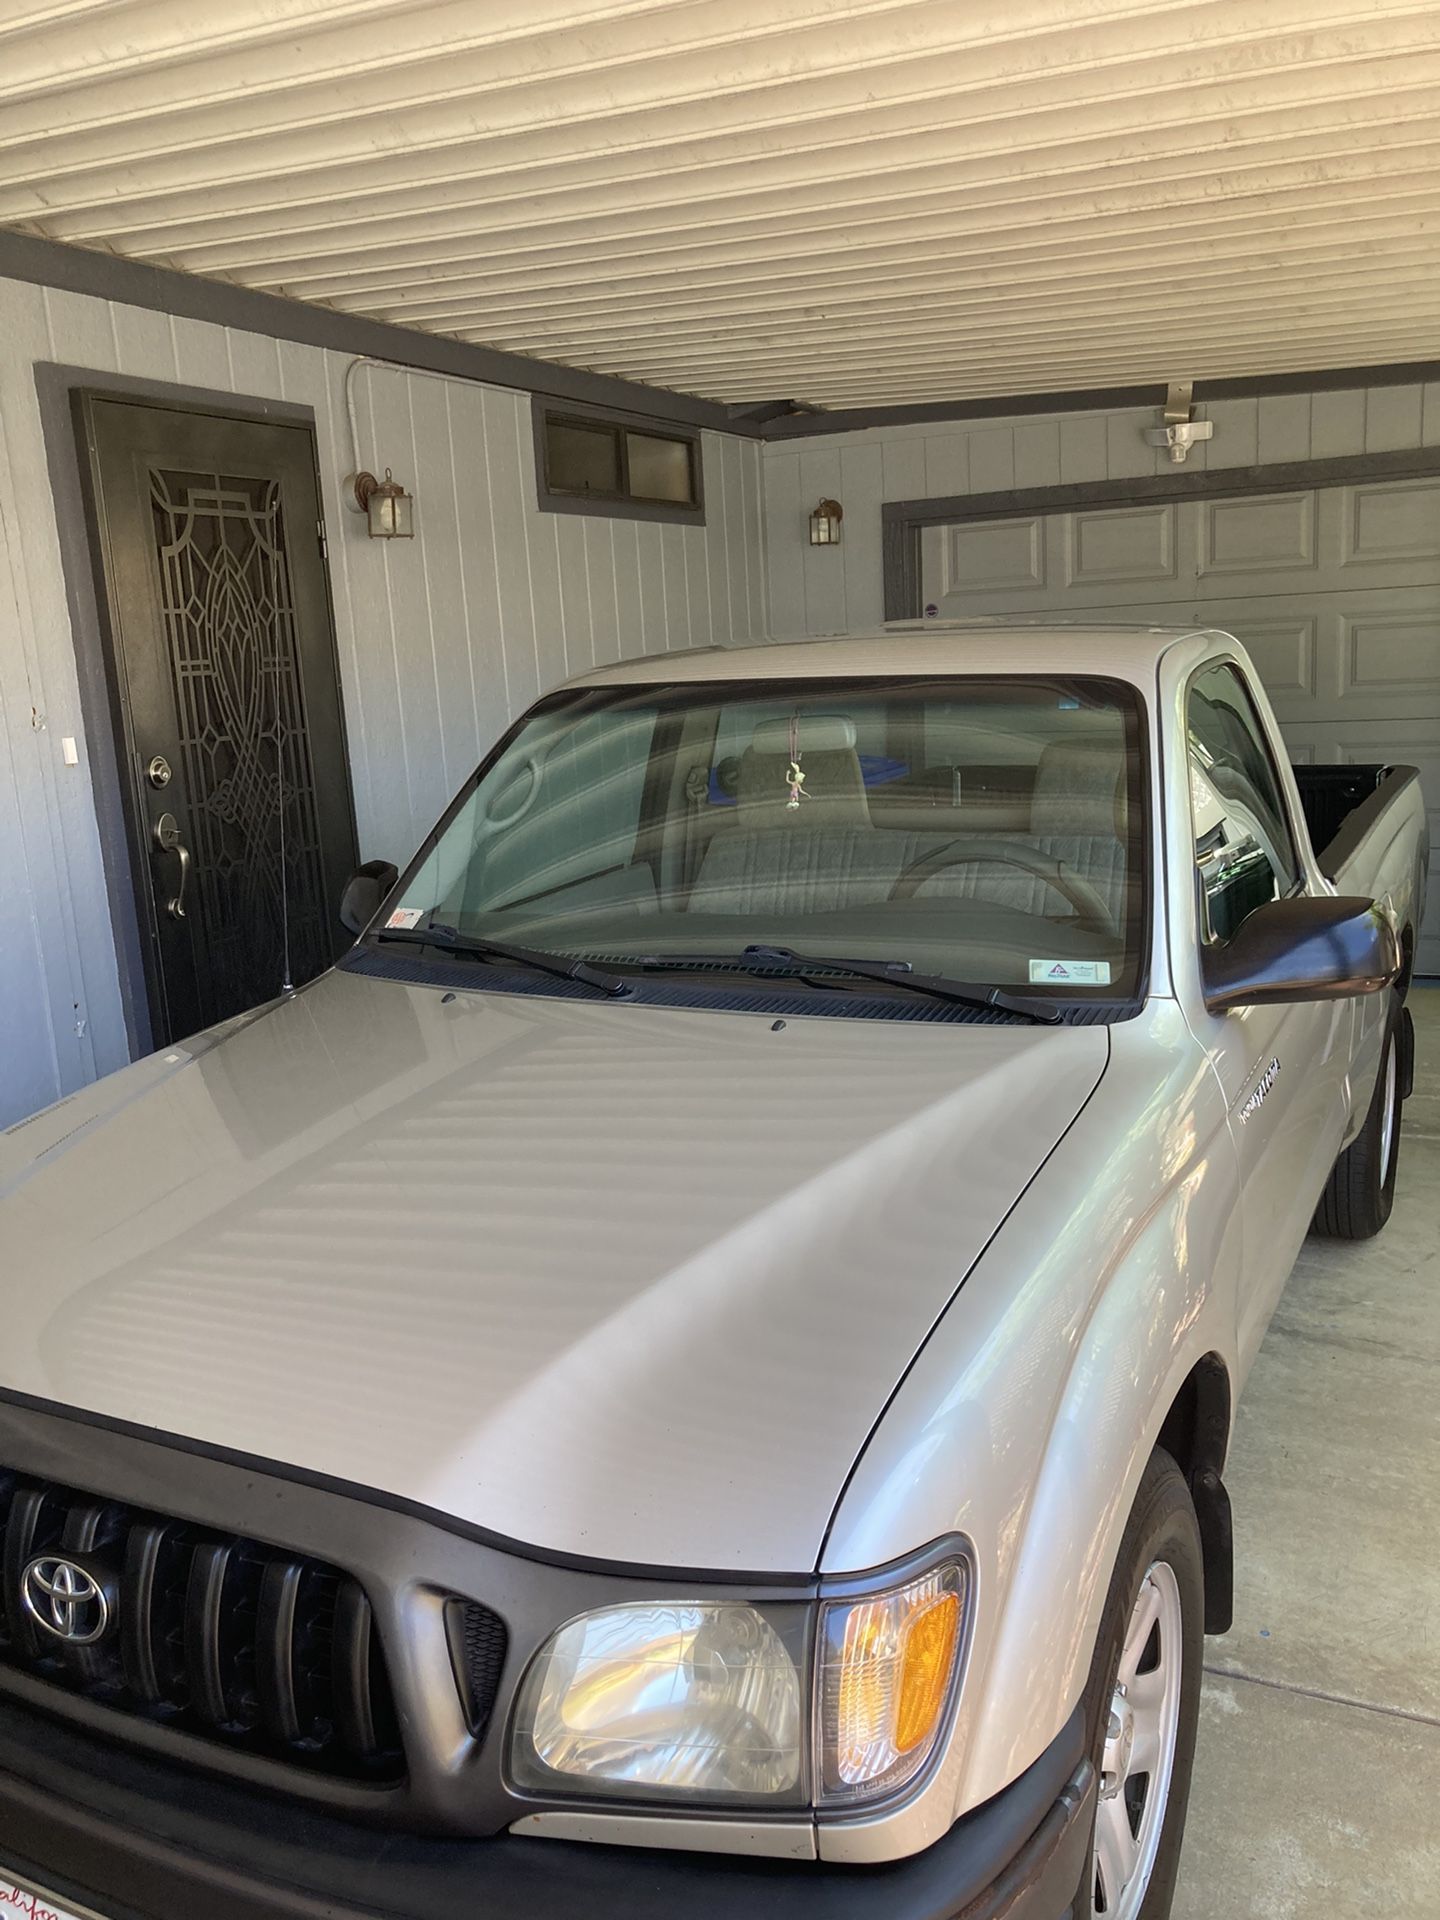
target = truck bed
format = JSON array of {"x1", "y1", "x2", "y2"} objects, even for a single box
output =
[
  {"x1": 1293, "y1": 764, "x2": 1420, "y2": 880},
  {"x1": 1294, "y1": 762, "x2": 1430, "y2": 992}
]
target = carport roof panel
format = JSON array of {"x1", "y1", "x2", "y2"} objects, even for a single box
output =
[{"x1": 3, "y1": 0, "x2": 1440, "y2": 411}]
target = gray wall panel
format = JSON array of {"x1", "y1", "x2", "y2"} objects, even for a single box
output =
[
  {"x1": 761, "y1": 450, "x2": 806, "y2": 641},
  {"x1": 611, "y1": 518, "x2": 645, "y2": 667},
  {"x1": 660, "y1": 522, "x2": 691, "y2": 654},
  {"x1": 838, "y1": 440, "x2": 884, "y2": 643},
  {"x1": 1013, "y1": 420, "x2": 1061, "y2": 492},
  {"x1": 1060, "y1": 414, "x2": 1110, "y2": 485},
  {"x1": 1312, "y1": 389, "x2": 1368, "y2": 460},
  {"x1": 0, "y1": 500, "x2": 65, "y2": 1123},
  {"x1": 583, "y1": 515, "x2": 623, "y2": 667},
  {"x1": 1258, "y1": 393, "x2": 1312, "y2": 465},
  {"x1": 681, "y1": 520, "x2": 711, "y2": 652},
  {"x1": 0, "y1": 281, "x2": 129, "y2": 1109},
  {"x1": 1364, "y1": 383, "x2": 1425, "y2": 453}
]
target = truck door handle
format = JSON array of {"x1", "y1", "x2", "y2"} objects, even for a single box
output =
[{"x1": 153, "y1": 812, "x2": 191, "y2": 920}]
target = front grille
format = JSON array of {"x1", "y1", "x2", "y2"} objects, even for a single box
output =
[{"x1": 0, "y1": 1466, "x2": 402, "y2": 1780}]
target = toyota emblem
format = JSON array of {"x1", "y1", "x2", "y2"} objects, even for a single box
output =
[{"x1": 22, "y1": 1555, "x2": 111, "y2": 1645}]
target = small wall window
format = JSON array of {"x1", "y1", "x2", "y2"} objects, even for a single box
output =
[{"x1": 534, "y1": 400, "x2": 703, "y2": 523}]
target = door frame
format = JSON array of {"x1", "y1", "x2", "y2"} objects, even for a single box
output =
[
  {"x1": 881, "y1": 443, "x2": 1440, "y2": 621},
  {"x1": 44, "y1": 371, "x2": 354, "y2": 1056}
]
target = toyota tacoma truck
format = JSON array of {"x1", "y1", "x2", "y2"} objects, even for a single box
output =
[{"x1": 0, "y1": 625, "x2": 1426, "y2": 1920}]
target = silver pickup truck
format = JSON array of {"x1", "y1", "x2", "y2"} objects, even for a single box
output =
[{"x1": 0, "y1": 626, "x2": 1427, "y2": 1920}]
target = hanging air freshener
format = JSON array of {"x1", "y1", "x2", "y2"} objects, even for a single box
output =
[{"x1": 786, "y1": 712, "x2": 807, "y2": 811}]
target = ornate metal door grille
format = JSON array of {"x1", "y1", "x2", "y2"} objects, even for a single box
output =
[
  {"x1": 150, "y1": 468, "x2": 328, "y2": 1022},
  {"x1": 84, "y1": 396, "x2": 355, "y2": 1048}
]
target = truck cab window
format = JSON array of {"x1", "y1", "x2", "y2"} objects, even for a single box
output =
[{"x1": 1187, "y1": 662, "x2": 1300, "y2": 942}]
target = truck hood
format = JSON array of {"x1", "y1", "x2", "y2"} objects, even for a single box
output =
[{"x1": 0, "y1": 968, "x2": 1107, "y2": 1572}]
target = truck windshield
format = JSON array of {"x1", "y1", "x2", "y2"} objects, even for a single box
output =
[{"x1": 372, "y1": 675, "x2": 1148, "y2": 1003}]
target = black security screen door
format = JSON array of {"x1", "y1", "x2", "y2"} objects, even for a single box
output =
[{"x1": 83, "y1": 396, "x2": 357, "y2": 1046}]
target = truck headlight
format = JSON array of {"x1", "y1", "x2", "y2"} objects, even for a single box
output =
[
  {"x1": 511, "y1": 1601, "x2": 807, "y2": 1802},
  {"x1": 508, "y1": 1555, "x2": 968, "y2": 1812}
]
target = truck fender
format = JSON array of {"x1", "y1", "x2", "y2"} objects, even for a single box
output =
[
  {"x1": 821, "y1": 1004, "x2": 1244, "y2": 1830},
  {"x1": 960, "y1": 1204, "x2": 1240, "y2": 1817}
]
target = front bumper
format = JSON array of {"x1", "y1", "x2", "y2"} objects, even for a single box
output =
[{"x1": 0, "y1": 1695, "x2": 1094, "y2": 1920}]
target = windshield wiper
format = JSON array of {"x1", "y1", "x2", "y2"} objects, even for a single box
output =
[
  {"x1": 635, "y1": 944, "x2": 1063, "y2": 1024},
  {"x1": 373, "y1": 924, "x2": 629, "y2": 997}
]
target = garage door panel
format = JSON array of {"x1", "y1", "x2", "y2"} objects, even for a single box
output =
[
  {"x1": 1066, "y1": 503, "x2": 1177, "y2": 588},
  {"x1": 927, "y1": 501, "x2": 1187, "y2": 613},
  {"x1": 1212, "y1": 611, "x2": 1318, "y2": 709},
  {"x1": 1341, "y1": 606, "x2": 1440, "y2": 704},
  {"x1": 938, "y1": 516, "x2": 1046, "y2": 594},
  {"x1": 1341, "y1": 479, "x2": 1440, "y2": 570},
  {"x1": 1197, "y1": 492, "x2": 1317, "y2": 581},
  {"x1": 922, "y1": 477, "x2": 1440, "y2": 615},
  {"x1": 1182, "y1": 599, "x2": 1333, "y2": 722},
  {"x1": 1181, "y1": 590, "x2": 1440, "y2": 724}
]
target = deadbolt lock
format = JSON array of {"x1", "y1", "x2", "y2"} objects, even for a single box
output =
[{"x1": 146, "y1": 755, "x2": 173, "y2": 789}]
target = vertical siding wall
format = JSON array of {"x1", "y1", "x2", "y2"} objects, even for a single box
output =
[
  {"x1": 0, "y1": 273, "x2": 766, "y2": 1126},
  {"x1": 763, "y1": 384, "x2": 1440, "y2": 635}
]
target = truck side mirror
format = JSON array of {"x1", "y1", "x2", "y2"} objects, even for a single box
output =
[
  {"x1": 1201, "y1": 895, "x2": 1400, "y2": 1013},
  {"x1": 339, "y1": 860, "x2": 400, "y2": 936}
]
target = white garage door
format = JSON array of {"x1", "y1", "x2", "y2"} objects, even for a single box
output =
[{"x1": 920, "y1": 477, "x2": 1440, "y2": 974}]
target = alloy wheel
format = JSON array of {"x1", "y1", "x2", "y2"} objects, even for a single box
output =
[
  {"x1": 1093, "y1": 1560, "x2": 1185, "y2": 1918},
  {"x1": 1379, "y1": 1035, "x2": 1398, "y2": 1187}
]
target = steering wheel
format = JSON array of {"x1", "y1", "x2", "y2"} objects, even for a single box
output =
[{"x1": 889, "y1": 836, "x2": 1117, "y2": 935}]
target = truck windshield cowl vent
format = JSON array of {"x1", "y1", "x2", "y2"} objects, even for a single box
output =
[{"x1": 0, "y1": 1466, "x2": 403, "y2": 1782}]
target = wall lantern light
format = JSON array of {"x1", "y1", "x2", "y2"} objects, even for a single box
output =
[
  {"x1": 350, "y1": 467, "x2": 415, "y2": 538},
  {"x1": 809, "y1": 497, "x2": 844, "y2": 545}
]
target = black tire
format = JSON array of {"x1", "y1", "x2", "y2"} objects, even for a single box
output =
[
  {"x1": 1070, "y1": 1449, "x2": 1205, "y2": 1920},
  {"x1": 1312, "y1": 1002, "x2": 1402, "y2": 1240}
]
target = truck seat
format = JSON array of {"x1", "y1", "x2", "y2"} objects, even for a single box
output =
[
  {"x1": 690, "y1": 737, "x2": 1133, "y2": 927},
  {"x1": 690, "y1": 718, "x2": 901, "y2": 914}
]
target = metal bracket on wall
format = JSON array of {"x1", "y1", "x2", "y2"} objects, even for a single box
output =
[
  {"x1": 1162, "y1": 380, "x2": 1195, "y2": 425},
  {"x1": 1145, "y1": 381, "x2": 1213, "y2": 465}
]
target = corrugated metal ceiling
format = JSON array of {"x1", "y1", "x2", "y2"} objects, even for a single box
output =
[{"x1": 2, "y1": 0, "x2": 1438, "y2": 410}]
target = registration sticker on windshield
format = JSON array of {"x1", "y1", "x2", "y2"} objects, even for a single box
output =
[
  {"x1": 1029, "y1": 959, "x2": 1112, "y2": 986},
  {"x1": 385, "y1": 907, "x2": 424, "y2": 930},
  {"x1": 0, "y1": 1869, "x2": 105, "y2": 1920}
]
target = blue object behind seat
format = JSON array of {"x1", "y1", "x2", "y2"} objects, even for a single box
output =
[{"x1": 707, "y1": 756, "x2": 908, "y2": 806}]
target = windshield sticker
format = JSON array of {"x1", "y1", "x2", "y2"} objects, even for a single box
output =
[
  {"x1": 1029, "y1": 959, "x2": 1112, "y2": 985},
  {"x1": 386, "y1": 907, "x2": 424, "y2": 930},
  {"x1": 0, "y1": 1873, "x2": 87, "y2": 1920}
]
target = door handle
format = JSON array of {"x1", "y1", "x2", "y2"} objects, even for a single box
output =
[{"x1": 153, "y1": 812, "x2": 191, "y2": 920}]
